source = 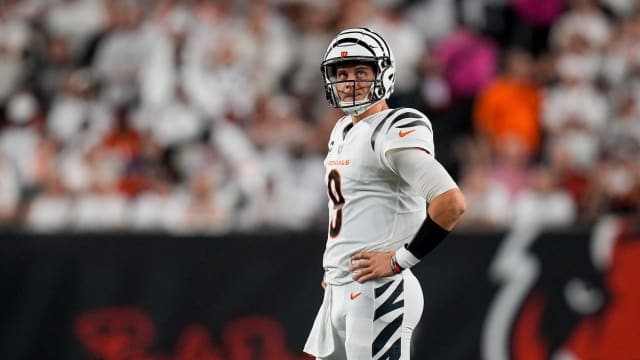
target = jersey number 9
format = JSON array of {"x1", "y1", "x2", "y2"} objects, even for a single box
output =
[{"x1": 327, "y1": 169, "x2": 345, "y2": 238}]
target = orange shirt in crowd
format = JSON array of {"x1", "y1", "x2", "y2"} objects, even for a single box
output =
[
  {"x1": 473, "y1": 76, "x2": 542, "y2": 157},
  {"x1": 102, "y1": 129, "x2": 142, "y2": 160}
]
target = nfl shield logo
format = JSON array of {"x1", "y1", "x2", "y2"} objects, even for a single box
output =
[{"x1": 341, "y1": 51, "x2": 348, "y2": 57}]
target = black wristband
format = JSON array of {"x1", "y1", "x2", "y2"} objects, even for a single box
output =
[{"x1": 405, "y1": 215, "x2": 450, "y2": 259}]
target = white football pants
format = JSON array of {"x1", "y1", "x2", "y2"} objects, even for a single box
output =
[{"x1": 305, "y1": 270, "x2": 424, "y2": 360}]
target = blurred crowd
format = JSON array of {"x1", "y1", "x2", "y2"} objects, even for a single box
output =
[{"x1": 0, "y1": 0, "x2": 638, "y2": 234}]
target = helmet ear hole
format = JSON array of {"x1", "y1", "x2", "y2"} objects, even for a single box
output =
[{"x1": 374, "y1": 85, "x2": 385, "y2": 99}]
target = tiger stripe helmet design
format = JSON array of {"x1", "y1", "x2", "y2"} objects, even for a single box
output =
[{"x1": 321, "y1": 28, "x2": 396, "y2": 116}]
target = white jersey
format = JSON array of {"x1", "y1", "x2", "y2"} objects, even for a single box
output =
[{"x1": 323, "y1": 107, "x2": 435, "y2": 285}]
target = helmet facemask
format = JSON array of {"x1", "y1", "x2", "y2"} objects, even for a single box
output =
[{"x1": 322, "y1": 59, "x2": 385, "y2": 116}]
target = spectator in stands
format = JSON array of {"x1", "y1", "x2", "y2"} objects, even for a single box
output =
[
  {"x1": 511, "y1": 165, "x2": 577, "y2": 229},
  {"x1": 604, "y1": 88, "x2": 640, "y2": 154},
  {"x1": 0, "y1": 2, "x2": 32, "y2": 103},
  {"x1": 542, "y1": 35, "x2": 609, "y2": 173},
  {"x1": 242, "y1": 0, "x2": 295, "y2": 95},
  {"x1": 101, "y1": 106, "x2": 142, "y2": 162},
  {"x1": 134, "y1": 84, "x2": 205, "y2": 148},
  {"x1": 177, "y1": 171, "x2": 230, "y2": 234},
  {"x1": 32, "y1": 36, "x2": 77, "y2": 104},
  {"x1": 43, "y1": 0, "x2": 107, "y2": 63},
  {"x1": 512, "y1": 0, "x2": 566, "y2": 29},
  {"x1": 601, "y1": 0, "x2": 638, "y2": 18},
  {"x1": 137, "y1": 0, "x2": 190, "y2": 108},
  {"x1": 581, "y1": 89, "x2": 640, "y2": 220},
  {"x1": 550, "y1": 0, "x2": 611, "y2": 52},
  {"x1": 47, "y1": 70, "x2": 112, "y2": 149},
  {"x1": 30, "y1": 137, "x2": 61, "y2": 192},
  {"x1": 430, "y1": 26, "x2": 498, "y2": 100},
  {"x1": 546, "y1": 133, "x2": 590, "y2": 216},
  {"x1": 92, "y1": 1, "x2": 148, "y2": 105},
  {"x1": 458, "y1": 163, "x2": 511, "y2": 230},
  {"x1": 99, "y1": 106, "x2": 149, "y2": 198},
  {"x1": 181, "y1": 0, "x2": 262, "y2": 122},
  {"x1": 0, "y1": 152, "x2": 20, "y2": 226},
  {"x1": 0, "y1": 88, "x2": 45, "y2": 190},
  {"x1": 68, "y1": 146, "x2": 128, "y2": 231},
  {"x1": 601, "y1": 11, "x2": 640, "y2": 87},
  {"x1": 487, "y1": 134, "x2": 532, "y2": 201},
  {"x1": 510, "y1": 0, "x2": 566, "y2": 55},
  {"x1": 259, "y1": 137, "x2": 326, "y2": 230},
  {"x1": 127, "y1": 167, "x2": 183, "y2": 232},
  {"x1": 473, "y1": 48, "x2": 542, "y2": 160},
  {"x1": 247, "y1": 94, "x2": 307, "y2": 150},
  {"x1": 25, "y1": 171, "x2": 72, "y2": 232},
  {"x1": 582, "y1": 152, "x2": 640, "y2": 222},
  {"x1": 404, "y1": 0, "x2": 456, "y2": 45},
  {"x1": 208, "y1": 122, "x2": 267, "y2": 230}
]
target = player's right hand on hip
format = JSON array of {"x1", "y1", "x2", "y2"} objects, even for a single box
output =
[{"x1": 350, "y1": 251, "x2": 395, "y2": 283}]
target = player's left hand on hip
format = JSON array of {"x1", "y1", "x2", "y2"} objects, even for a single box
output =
[{"x1": 350, "y1": 251, "x2": 395, "y2": 283}]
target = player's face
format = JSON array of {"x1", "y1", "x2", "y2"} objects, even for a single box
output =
[{"x1": 334, "y1": 64, "x2": 375, "y2": 103}]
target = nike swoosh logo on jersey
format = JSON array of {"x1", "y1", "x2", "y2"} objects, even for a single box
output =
[
  {"x1": 350, "y1": 291, "x2": 362, "y2": 300},
  {"x1": 399, "y1": 129, "x2": 416, "y2": 137}
]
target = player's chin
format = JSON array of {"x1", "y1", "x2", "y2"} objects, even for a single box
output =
[{"x1": 340, "y1": 96, "x2": 366, "y2": 103}]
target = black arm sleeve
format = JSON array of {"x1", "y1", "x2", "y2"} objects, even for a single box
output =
[{"x1": 405, "y1": 215, "x2": 451, "y2": 259}]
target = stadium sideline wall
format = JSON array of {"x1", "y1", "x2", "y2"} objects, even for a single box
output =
[{"x1": 0, "y1": 222, "x2": 638, "y2": 360}]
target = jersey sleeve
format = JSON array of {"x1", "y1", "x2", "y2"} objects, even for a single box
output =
[{"x1": 372, "y1": 108, "x2": 435, "y2": 172}]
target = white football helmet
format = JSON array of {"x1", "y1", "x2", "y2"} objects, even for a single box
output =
[{"x1": 321, "y1": 27, "x2": 396, "y2": 116}]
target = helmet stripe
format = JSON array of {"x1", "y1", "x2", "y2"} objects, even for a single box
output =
[
  {"x1": 332, "y1": 37, "x2": 377, "y2": 56},
  {"x1": 369, "y1": 31, "x2": 391, "y2": 60},
  {"x1": 340, "y1": 29, "x2": 387, "y2": 58}
]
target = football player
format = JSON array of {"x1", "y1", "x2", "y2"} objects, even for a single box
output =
[{"x1": 304, "y1": 28, "x2": 466, "y2": 359}]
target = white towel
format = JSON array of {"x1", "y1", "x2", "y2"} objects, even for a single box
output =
[{"x1": 304, "y1": 286, "x2": 335, "y2": 358}]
